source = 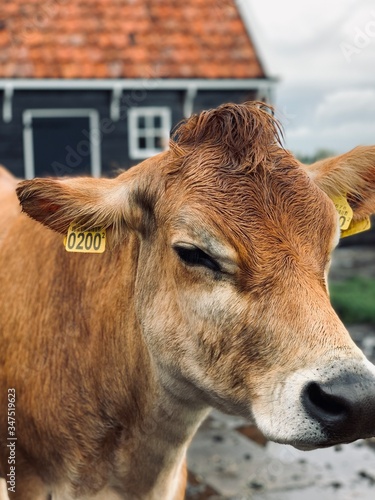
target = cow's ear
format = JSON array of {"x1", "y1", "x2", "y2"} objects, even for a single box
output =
[
  {"x1": 16, "y1": 162, "x2": 162, "y2": 244},
  {"x1": 304, "y1": 146, "x2": 375, "y2": 220}
]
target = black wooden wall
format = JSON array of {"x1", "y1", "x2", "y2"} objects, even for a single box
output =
[{"x1": 0, "y1": 87, "x2": 256, "y2": 179}]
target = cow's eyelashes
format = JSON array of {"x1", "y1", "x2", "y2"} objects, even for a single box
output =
[{"x1": 173, "y1": 245, "x2": 221, "y2": 272}]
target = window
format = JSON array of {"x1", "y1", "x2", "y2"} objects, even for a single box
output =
[
  {"x1": 23, "y1": 109, "x2": 101, "y2": 179},
  {"x1": 128, "y1": 107, "x2": 171, "y2": 159}
]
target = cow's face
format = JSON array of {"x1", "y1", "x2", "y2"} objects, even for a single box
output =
[{"x1": 17, "y1": 103, "x2": 375, "y2": 450}]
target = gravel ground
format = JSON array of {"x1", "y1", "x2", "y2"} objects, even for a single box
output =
[{"x1": 186, "y1": 246, "x2": 375, "y2": 499}]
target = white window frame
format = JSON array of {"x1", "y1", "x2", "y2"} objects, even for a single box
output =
[
  {"x1": 22, "y1": 108, "x2": 101, "y2": 179},
  {"x1": 128, "y1": 107, "x2": 171, "y2": 160}
]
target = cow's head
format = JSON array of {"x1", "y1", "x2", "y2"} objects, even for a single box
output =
[{"x1": 17, "y1": 102, "x2": 375, "y2": 450}]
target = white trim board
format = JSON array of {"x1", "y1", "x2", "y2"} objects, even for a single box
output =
[{"x1": 0, "y1": 78, "x2": 277, "y2": 91}]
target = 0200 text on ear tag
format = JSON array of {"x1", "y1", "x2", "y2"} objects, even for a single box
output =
[
  {"x1": 330, "y1": 195, "x2": 353, "y2": 230},
  {"x1": 64, "y1": 223, "x2": 106, "y2": 253}
]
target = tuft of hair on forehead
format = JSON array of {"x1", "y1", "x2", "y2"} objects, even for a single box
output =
[{"x1": 170, "y1": 101, "x2": 284, "y2": 169}]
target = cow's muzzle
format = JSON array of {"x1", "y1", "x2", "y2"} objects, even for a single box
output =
[{"x1": 302, "y1": 371, "x2": 375, "y2": 446}]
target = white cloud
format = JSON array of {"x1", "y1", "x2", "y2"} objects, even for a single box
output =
[
  {"x1": 285, "y1": 110, "x2": 375, "y2": 155},
  {"x1": 287, "y1": 126, "x2": 311, "y2": 139},
  {"x1": 315, "y1": 89, "x2": 375, "y2": 124},
  {"x1": 249, "y1": 0, "x2": 375, "y2": 154},
  {"x1": 250, "y1": 0, "x2": 375, "y2": 84}
]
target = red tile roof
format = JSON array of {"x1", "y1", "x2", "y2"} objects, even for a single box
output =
[{"x1": 0, "y1": 0, "x2": 266, "y2": 79}]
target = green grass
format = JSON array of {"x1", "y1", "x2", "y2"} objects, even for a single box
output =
[{"x1": 330, "y1": 277, "x2": 375, "y2": 325}]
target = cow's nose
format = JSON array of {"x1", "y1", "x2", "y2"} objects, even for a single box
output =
[{"x1": 302, "y1": 373, "x2": 375, "y2": 443}]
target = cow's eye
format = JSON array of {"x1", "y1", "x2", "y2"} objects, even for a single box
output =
[{"x1": 173, "y1": 245, "x2": 221, "y2": 272}]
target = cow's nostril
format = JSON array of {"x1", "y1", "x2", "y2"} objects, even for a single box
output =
[
  {"x1": 305, "y1": 381, "x2": 347, "y2": 417},
  {"x1": 302, "y1": 373, "x2": 375, "y2": 444}
]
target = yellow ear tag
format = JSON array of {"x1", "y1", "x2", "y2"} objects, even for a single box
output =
[
  {"x1": 341, "y1": 216, "x2": 371, "y2": 238},
  {"x1": 64, "y1": 223, "x2": 106, "y2": 253},
  {"x1": 330, "y1": 195, "x2": 353, "y2": 230}
]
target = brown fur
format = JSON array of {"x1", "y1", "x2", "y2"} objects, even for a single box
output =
[
  {"x1": 304, "y1": 145, "x2": 375, "y2": 219},
  {"x1": 1, "y1": 102, "x2": 375, "y2": 499}
]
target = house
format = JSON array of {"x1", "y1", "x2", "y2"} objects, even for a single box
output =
[{"x1": 0, "y1": 0, "x2": 275, "y2": 178}]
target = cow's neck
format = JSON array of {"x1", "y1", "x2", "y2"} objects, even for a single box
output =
[
  {"x1": 92, "y1": 240, "x2": 210, "y2": 498},
  {"x1": 114, "y1": 361, "x2": 210, "y2": 499}
]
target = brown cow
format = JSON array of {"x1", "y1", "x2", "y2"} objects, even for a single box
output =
[{"x1": 1, "y1": 102, "x2": 375, "y2": 499}]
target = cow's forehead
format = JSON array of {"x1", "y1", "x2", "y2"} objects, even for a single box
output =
[{"x1": 165, "y1": 157, "x2": 339, "y2": 262}]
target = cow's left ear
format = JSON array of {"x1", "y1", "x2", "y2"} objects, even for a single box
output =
[
  {"x1": 16, "y1": 160, "x2": 163, "y2": 244},
  {"x1": 303, "y1": 146, "x2": 375, "y2": 220}
]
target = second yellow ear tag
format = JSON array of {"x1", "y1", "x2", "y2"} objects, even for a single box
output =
[
  {"x1": 64, "y1": 223, "x2": 106, "y2": 253},
  {"x1": 341, "y1": 217, "x2": 371, "y2": 238},
  {"x1": 330, "y1": 195, "x2": 353, "y2": 230},
  {"x1": 330, "y1": 195, "x2": 372, "y2": 238}
]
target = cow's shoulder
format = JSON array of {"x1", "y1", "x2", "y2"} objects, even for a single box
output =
[{"x1": 0, "y1": 167, "x2": 21, "y2": 245}]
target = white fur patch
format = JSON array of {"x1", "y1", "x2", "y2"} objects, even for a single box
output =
[{"x1": 251, "y1": 353, "x2": 375, "y2": 448}]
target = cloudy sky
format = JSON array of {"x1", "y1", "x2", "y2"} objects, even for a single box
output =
[{"x1": 249, "y1": 0, "x2": 375, "y2": 156}]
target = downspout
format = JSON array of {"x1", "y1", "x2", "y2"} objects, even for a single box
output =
[
  {"x1": 183, "y1": 86, "x2": 197, "y2": 118},
  {"x1": 3, "y1": 85, "x2": 14, "y2": 123}
]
